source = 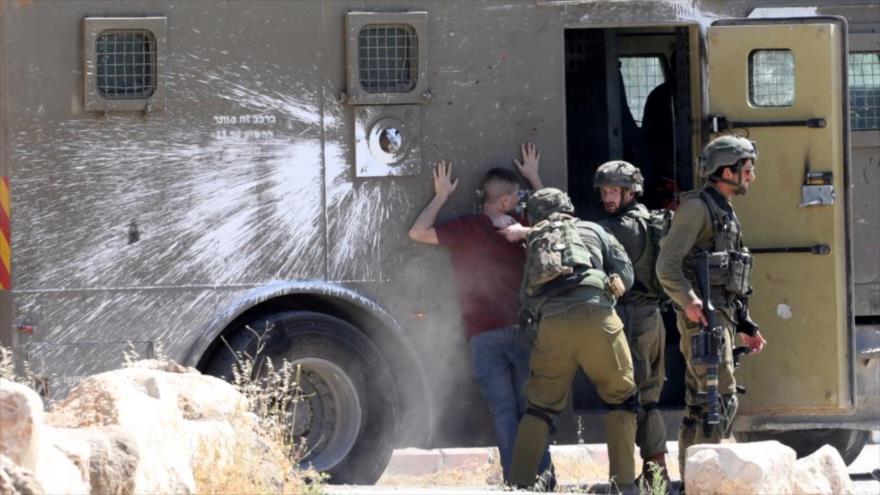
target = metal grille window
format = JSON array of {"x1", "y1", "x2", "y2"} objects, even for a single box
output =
[
  {"x1": 358, "y1": 24, "x2": 418, "y2": 93},
  {"x1": 749, "y1": 49, "x2": 795, "y2": 107},
  {"x1": 96, "y1": 30, "x2": 157, "y2": 99},
  {"x1": 620, "y1": 56, "x2": 667, "y2": 126},
  {"x1": 848, "y1": 52, "x2": 880, "y2": 131}
]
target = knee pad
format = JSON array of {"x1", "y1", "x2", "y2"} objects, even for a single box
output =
[
  {"x1": 604, "y1": 392, "x2": 641, "y2": 414},
  {"x1": 525, "y1": 403, "x2": 559, "y2": 435}
]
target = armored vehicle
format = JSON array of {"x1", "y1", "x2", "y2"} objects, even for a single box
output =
[{"x1": 1, "y1": 0, "x2": 877, "y2": 483}]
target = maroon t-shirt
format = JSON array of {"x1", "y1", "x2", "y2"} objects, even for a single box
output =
[{"x1": 435, "y1": 214, "x2": 525, "y2": 339}]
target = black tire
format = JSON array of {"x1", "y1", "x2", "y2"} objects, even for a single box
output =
[
  {"x1": 734, "y1": 428, "x2": 869, "y2": 465},
  {"x1": 204, "y1": 311, "x2": 398, "y2": 484}
]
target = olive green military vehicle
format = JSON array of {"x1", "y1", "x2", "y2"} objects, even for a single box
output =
[{"x1": 1, "y1": 0, "x2": 877, "y2": 484}]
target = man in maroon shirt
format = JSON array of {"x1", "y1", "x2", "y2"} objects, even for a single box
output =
[{"x1": 408, "y1": 144, "x2": 552, "y2": 486}]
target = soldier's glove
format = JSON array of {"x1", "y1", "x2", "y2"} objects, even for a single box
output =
[{"x1": 607, "y1": 273, "x2": 626, "y2": 298}]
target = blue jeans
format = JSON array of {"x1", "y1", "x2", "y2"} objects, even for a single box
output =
[{"x1": 470, "y1": 326, "x2": 551, "y2": 482}]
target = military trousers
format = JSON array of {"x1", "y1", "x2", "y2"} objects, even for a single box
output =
[
  {"x1": 617, "y1": 303, "x2": 667, "y2": 459},
  {"x1": 510, "y1": 304, "x2": 638, "y2": 487},
  {"x1": 675, "y1": 308, "x2": 737, "y2": 477}
]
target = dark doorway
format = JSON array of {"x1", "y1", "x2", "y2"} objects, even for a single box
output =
[{"x1": 565, "y1": 26, "x2": 696, "y2": 413}]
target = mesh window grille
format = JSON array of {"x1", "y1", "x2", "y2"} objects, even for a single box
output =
[
  {"x1": 749, "y1": 50, "x2": 795, "y2": 107},
  {"x1": 848, "y1": 52, "x2": 880, "y2": 131},
  {"x1": 358, "y1": 24, "x2": 418, "y2": 93},
  {"x1": 96, "y1": 30, "x2": 157, "y2": 99},
  {"x1": 620, "y1": 56, "x2": 667, "y2": 126}
]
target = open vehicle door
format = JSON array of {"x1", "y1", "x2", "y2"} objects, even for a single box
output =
[{"x1": 706, "y1": 17, "x2": 852, "y2": 415}]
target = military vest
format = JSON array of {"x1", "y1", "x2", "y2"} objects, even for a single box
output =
[
  {"x1": 618, "y1": 204, "x2": 672, "y2": 305},
  {"x1": 683, "y1": 188, "x2": 754, "y2": 306},
  {"x1": 520, "y1": 217, "x2": 609, "y2": 322}
]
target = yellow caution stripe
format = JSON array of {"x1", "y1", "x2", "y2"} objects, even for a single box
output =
[{"x1": 0, "y1": 177, "x2": 10, "y2": 290}]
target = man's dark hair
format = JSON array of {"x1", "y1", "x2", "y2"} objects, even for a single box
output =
[{"x1": 480, "y1": 168, "x2": 521, "y2": 202}]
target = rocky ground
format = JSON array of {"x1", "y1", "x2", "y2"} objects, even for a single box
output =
[{"x1": 325, "y1": 441, "x2": 880, "y2": 494}]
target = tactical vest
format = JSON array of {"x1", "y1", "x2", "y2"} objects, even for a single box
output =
[
  {"x1": 623, "y1": 205, "x2": 672, "y2": 304},
  {"x1": 520, "y1": 217, "x2": 609, "y2": 322},
  {"x1": 683, "y1": 189, "x2": 754, "y2": 306}
]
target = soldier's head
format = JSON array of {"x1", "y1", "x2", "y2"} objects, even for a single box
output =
[
  {"x1": 479, "y1": 168, "x2": 522, "y2": 214},
  {"x1": 526, "y1": 187, "x2": 575, "y2": 224},
  {"x1": 699, "y1": 135, "x2": 758, "y2": 197},
  {"x1": 593, "y1": 160, "x2": 643, "y2": 214}
]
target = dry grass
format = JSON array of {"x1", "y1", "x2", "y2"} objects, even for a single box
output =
[{"x1": 192, "y1": 324, "x2": 327, "y2": 495}]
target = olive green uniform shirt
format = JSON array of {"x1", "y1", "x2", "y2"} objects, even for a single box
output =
[{"x1": 655, "y1": 184, "x2": 728, "y2": 310}]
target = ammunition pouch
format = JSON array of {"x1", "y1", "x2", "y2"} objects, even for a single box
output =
[{"x1": 688, "y1": 250, "x2": 753, "y2": 300}]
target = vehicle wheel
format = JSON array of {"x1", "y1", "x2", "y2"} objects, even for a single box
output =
[
  {"x1": 204, "y1": 311, "x2": 398, "y2": 484},
  {"x1": 734, "y1": 428, "x2": 869, "y2": 465}
]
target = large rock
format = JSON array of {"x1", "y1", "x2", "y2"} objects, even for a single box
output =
[
  {"x1": 685, "y1": 441, "x2": 797, "y2": 495},
  {"x1": 49, "y1": 426, "x2": 138, "y2": 495},
  {"x1": 0, "y1": 454, "x2": 44, "y2": 495},
  {"x1": 793, "y1": 444, "x2": 855, "y2": 495},
  {"x1": 0, "y1": 380, "x2": 44, "y2": 471},
  {"x1": 45, "y1": 361, "x2": 263, "y2": 494},
  {"x1": 33, "y1": 441, "x2": 89, "y2": 495}
]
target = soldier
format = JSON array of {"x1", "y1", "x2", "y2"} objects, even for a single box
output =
[
  {"x1": 655, "y1": 135, "x2": 767, "y2": 478},
  {"x1": 594, "y1": 161, "x2": 670, "y2": 483},
  {"x1": 408, "y1": 145, "x2": 552, "y2": 486},
  {"x1": 508, "y1": 188, "x2": 640, "y2": 493}
]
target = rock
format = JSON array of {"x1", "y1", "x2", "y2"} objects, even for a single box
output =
[
  {"x1": 126, "y1": 359, "x2": 197, "y2": 374},
  {"x1": 50, "y1": 426, "x2": 138, "y2": 495},
  {"x1": 34, "y1": 442, "x2": 88, "y2": 495},
  {"x1": 0, "y1": 454, "x2": 44, "y2": 495},
  {"x1": 47, "y1": 367, "x2": 199, "y2": 493},
  {"x1": 793, "y1": 444, "x2": 855, "y2": 495},
  {"x1": 685, "y1": 441, "x2": 796, "y2": 495},
  {"x1": 45, "y1": 362, "x2": 255, "y2": 494},
  {"x1": 0, "y1": 380, "x2": 44, "y2": 471}
]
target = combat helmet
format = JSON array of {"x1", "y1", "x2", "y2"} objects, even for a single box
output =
[
  {"x1": 593, "y1": 160, "x2": 644, "y2": 196},
  {"x1": 526, "y1": 187, "x2": 575, "y2": 225},
  {"x1": 698, "y1": 135, "x2": 758, "y2": 178}
]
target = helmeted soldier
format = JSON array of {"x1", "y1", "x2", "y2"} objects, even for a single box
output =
[
  {"x1": 656, "y1": 135, "x2": 767, "y2": 479},
  {"x1": 509, "y1": 188, "x2": 640, "y2": 493},
  {"x1": 594, "y1": 160, "x2": 670, "y2": 483}
]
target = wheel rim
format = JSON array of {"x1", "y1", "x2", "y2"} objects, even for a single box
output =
[{"x1": 290, "y1": 357, "x2": 363, "y2": 472}]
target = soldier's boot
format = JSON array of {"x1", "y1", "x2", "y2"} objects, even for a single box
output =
[
  {"x1": 606, "y1": 409, "x2": 637, "y2": 488},
  {"x1": 509, "y1": 410, "x2": 552, "y2": 488}
]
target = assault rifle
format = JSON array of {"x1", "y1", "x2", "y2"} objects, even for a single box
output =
[{"x1": 691, "y1": 251, "x2": 723, "y2": 436}]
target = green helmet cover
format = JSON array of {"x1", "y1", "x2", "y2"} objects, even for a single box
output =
[
  {"x1": 526, "y1": 187, "x2": 575, "y2": 225},
  {"x1": 593, "y1": 160, "x2": 644, "y2": 196},
  {"x1": 699, "y1": 135, "x2": 758, "y2": 178}
]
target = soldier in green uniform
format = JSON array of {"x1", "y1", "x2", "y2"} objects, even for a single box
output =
[
  {"x1": 655, "y1": 135, "x2": 767, "y2": 478},
  {"x1": 508, "y1": 188, "x2": 641, "y2": 493},
  {"x1": 594, "y1": 161, "x2": 670, "y2": 482}
]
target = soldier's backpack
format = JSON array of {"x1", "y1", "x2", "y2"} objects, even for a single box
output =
[
  {"x1": 523, "y1": 212, "x2": 594, "y2": 296},
  {"x1": 631, "y1": 208, "x2": 674, "y2": 301}
]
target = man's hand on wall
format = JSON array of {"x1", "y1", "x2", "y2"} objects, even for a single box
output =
[
  {"x1": 514, "y1": 142, "x2": 543, "y2": 190},
  {"x1": 433, "y1": 160, "x2": 459, "y2": 200}
]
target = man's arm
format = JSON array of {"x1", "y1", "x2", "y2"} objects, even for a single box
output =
[
  {"x1": 598, "y1": 226, "x2": 634, "y2": 292},
  {"x1": 655, "y1": 199, "x2": 705, "y2": 322},
  {"x1": 514, "y1": 142, "x2": 543, "y2": 190},
  {"x1": 408, "y1": 161, "x2": 459, "y2": 245}
]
